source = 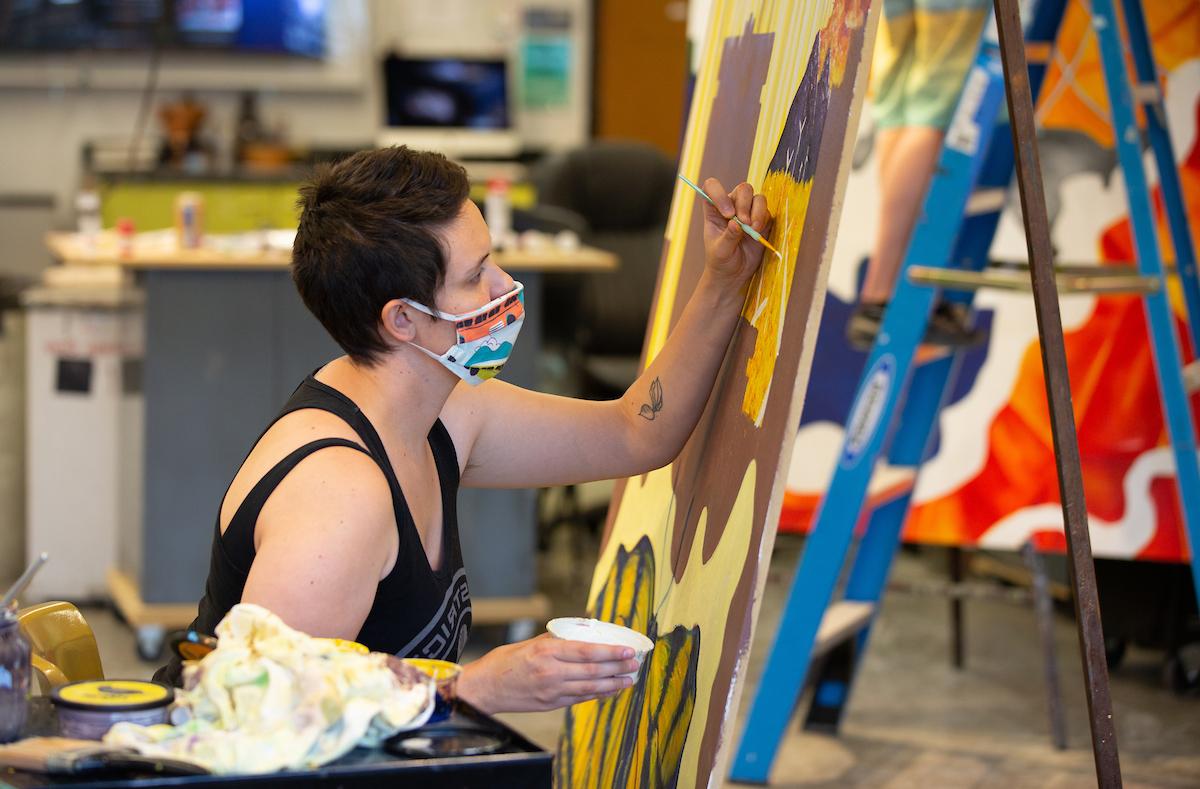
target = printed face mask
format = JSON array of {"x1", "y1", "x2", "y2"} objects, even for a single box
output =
[{"x1": 403, "y1": 282, "x2": 525, "y2": 385}]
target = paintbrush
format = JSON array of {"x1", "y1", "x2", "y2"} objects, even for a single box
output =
[
  {"x1": 0, "y1": 737, "x2": 208, "y2": 776},
  {"x1": 677, "y1": 173, "x2": 782, "y2": 258},
  {"x1": 0, "y1": 552, "x2": 48, "y2": 609}
]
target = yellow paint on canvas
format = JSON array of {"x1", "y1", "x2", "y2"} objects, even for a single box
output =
[
  {"x1": 566, "y1": 0, "x2": 877, "y2": 783},
  {"x1": 646, "y1": 1, "x2": 831, "y2": 361},
  {"x1": 741, "y1": 171, "x2": 814, "y2": 424},
  {"x1": 579, "y1": 460, "x2": 756, "y2": 788}
]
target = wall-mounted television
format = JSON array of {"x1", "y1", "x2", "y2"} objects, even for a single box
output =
[{"x1": 0, "y1": 0, "x2": 327, "y2": 58}]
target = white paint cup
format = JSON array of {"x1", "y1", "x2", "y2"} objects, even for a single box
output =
[{"x1": 547, "y1": 617, "x2": 654, "y2": 681}]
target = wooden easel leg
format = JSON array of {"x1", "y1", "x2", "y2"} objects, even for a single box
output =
[{"x1": 992, "y1": 0, "x2": 1123, "y2": 785}]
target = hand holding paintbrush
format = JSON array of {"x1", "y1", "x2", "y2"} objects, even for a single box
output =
[{"x1": 678, "y1": 173, "x2": 780, "y2": 259}]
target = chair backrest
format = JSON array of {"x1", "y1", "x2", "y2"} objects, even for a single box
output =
[
  {"x1": 532, "y1": 141, "x2": 676, "y2": 357},
  {"x1": 533, "y1": 140, "x2": 676, "y2": 233},
  {"x1": 17, "y1": 601, "x2": 104, "y2": 693}
]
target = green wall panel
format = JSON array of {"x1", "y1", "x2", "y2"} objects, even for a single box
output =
[{"x1": 100, "y1": 182, "x2": 302, "y2": 233}]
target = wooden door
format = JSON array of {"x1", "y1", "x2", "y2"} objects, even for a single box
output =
[{"x1": 593, "y1": 0, "x2": 689, "y2": 158}]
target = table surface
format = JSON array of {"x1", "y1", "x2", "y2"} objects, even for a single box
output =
[
  {"x1": 1, "y1": 698, "x2": 552, "y2": 788},
  {"x1": 44, "y1": 232, "x2": 617, "y2": 273}
]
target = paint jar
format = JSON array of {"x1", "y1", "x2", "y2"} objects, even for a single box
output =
[
  {"x1": 50, "y1": 680, "x2": 173, "y2": 740},
  {"x1": 402, "y1": 659, "x2": 461, "y2": 723},
  {"x1": 0, "y1": 609, "x2": 30, "y2": 743},
  {"x1": 547, "y1": 618, "x2": 654, "y2": 681}
]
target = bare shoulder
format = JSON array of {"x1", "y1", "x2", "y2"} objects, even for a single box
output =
[
  {"x1": 220, "y1": 408, "x2": 369, "y2": 531},
  {"x1": 255, "y1": 442, "x2": 396, "y2": 569},
  {"x1": 242, "y1": 442, "x2": 396, "y2": 634}
]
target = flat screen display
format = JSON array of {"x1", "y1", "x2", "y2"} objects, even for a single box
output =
[
  {"x1": 0, "y1": 0, "x2": 326, "y2": 58},
  {"x1": 383, "y1": 56, "x2": 510, "y2": 130}
]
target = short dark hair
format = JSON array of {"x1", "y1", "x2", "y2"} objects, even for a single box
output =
[{"x1": 292, "y1": 146, "x2": 470, "y2": 365}]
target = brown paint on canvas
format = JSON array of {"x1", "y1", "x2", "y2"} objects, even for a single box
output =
[
  {"x1": 600, "y1": 19, "x2": 773, "y2": 555},
  {"x1": 587, "y1": 4, "x2": 874, "y2": 784},
  {"x1": 695, "y1": 21, "x2": 870, "y2": 780}
]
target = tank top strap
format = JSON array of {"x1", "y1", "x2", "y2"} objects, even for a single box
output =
[
  {"x1": 280, "y1": 375, "x2": 363, "y2": 424},
  {"x1": 220, "y1": 437, "x2": 371, "y2": 567},
  {"x1": 426, "y1": 418, "x2": 461, "y2": 489}
]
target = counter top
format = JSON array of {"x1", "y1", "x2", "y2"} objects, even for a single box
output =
[{"x1": 46, "y1": 232, "x2": 617, "y2": 273}]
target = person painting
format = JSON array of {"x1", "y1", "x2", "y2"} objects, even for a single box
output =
[
  {"x1": 156, "y1": 146, "x2": 772, "y2": 714},
  {"x1": 847, "y1": 0, "x2": 990, "y2": 349}
]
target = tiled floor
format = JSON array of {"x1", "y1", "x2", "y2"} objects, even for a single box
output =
[{"x1": 72, "y1": 536, "x2": 1200, "y2": 787}]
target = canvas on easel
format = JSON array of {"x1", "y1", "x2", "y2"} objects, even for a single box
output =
[{"x1": 555, "y1": 1, "x2": 880, "y2": 786}]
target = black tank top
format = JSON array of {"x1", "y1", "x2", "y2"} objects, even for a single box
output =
[{"x1": 154, "y1": 374, "x2": 471, "y2": 686}]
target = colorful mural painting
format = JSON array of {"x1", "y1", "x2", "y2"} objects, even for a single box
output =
[
  {"x1": 555, "y1": 1, "x2": 878, "y2": 786},
  {"x1": 780, "y1": 0, "x2": 1200, "y2": 562}
]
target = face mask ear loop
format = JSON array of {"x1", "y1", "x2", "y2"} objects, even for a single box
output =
[{"x1": 402, "y1": 299, "x2": 453, "y2": 322}]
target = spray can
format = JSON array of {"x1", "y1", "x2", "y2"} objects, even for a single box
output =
[
  {"x1": 174, "y1": 191, "x2": 205, "y2": 249},
  {"x1": 116, "y1": 218, "x2": 136, "y2": 259},
  {"x1": 485, "y1": 179, "x2": 512, "y2": 250}
]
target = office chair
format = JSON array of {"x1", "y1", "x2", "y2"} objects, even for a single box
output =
[{"x1": 532, "y1": 140, "x2": 676, "y2": 398}]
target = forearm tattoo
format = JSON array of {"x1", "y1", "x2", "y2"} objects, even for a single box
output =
[{"x1": 638, "y1": 378, "x2": 664, "y2": 421}]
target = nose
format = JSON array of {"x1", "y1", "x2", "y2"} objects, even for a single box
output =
[{"x1": 490, "y1": 267, "x2": 515, "y2": 300}]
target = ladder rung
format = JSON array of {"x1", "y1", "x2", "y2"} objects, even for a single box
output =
[
  {"x1": 813, "y1": 601, "x2": 875, "y2": 658},
  {"x1": 907, "y1": 266, "x2": 1160, "y2": 294},
  {"x1": 1184, "y1": 360, "x2": 1200, "y2": 394},
  {"x1": 993, "y1": 261, "x2": 1182, "y2": 277},
  {"x1": 965, "y1": 188, "x2": 1007, "y2": 216},
  {"x1": 1132, "y1": 82, "x2": 1163, "y2": 105}
]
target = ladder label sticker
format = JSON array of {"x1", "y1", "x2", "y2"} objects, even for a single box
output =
[
  {"x1": 945, "y1": 66, "x2": 990, "y2": 155},
  {"x1": 841, "y1": 354, "x2": 895, "y2": 469}
]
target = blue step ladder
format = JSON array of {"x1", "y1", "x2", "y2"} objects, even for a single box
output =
[{"x1": 729, "y1": 0, "x2": 1200, "y2": 782}]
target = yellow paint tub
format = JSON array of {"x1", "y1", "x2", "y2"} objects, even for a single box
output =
[
  {"x1": 402, "y1": 659, "x2": 462, "y2": 722},
  {"x1": 50, "y1": 680, "x2": 173, "y2": 740},
  {"x1": 320, "y1": 638, "x2": 369, "y2": 654}
]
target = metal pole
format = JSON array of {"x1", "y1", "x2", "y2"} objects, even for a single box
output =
[
  {"x1": 1023, "y1": 542, "x2": 1068, "y2": 750},
  {"x1": 949, "y1": 547, "x2": 966, "y2": 669},
  {"x1": 992, "y1": 1, "x2": 1122, "y2": 785}
]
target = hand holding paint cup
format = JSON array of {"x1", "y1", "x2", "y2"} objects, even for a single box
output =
[{"x1": 547, "y1": 618, "x2": 654, "y2": 682}]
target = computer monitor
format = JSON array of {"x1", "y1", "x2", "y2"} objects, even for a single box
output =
[
  {"x1": 377, "y1": 55, "x2": 521, "y2": 160},
  {"x1": 0, "y1": 0, "x2": 327, "y2": 58}
]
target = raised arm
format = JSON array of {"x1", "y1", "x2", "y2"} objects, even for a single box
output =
[{"x1": 444, "y1": 177, "x2": 770, "y2": 488}]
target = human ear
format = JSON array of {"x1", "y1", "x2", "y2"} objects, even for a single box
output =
[{"x1": 379, "y1": 299, "x2": 419, "y2": 345}]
